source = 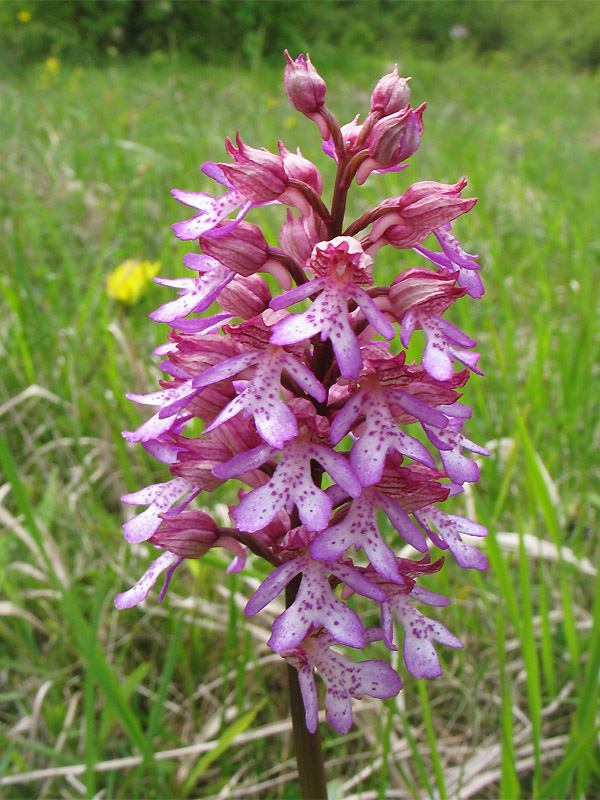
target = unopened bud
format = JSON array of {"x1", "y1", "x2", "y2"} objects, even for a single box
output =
[
  {"x1": 284, "y1": 50, "x2": 326, "y2": 114},
  {"x1": 371, "y1": 66, "x2": 411, "y2": 115},
  {"x1": 367, "y1": 107, "x2": 413, "y2": 167},
  {"x1": 200, "y1": 222, "x2": 269, "y2": 276},
  {"x1": 220, "y1": 133, "x2": 287, "y2": 203},
  {"x1": 219, "y1": 273, "x2": 271, "y2": 318},
  {"x1": 279, "y1": 142, "x2": 323, "y2": 195},
  {"x1": 170, "y1": 436, "x2": 233, "y2": 490},
  {"x1": 279, "y1": 210, "x2": 320, "y2": 265},
  {"x1": 389, "y1": 268, "x2": 465, "y2": 321},
  {"x1": 149, "y1": 510, "x2": 218, "y2": 558}
]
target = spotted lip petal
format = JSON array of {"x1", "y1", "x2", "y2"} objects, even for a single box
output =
[
  {"x1": 281, "y1": 628, "x2": 402, "y2": 734},
  {"x1": 416, "y1": 504, "x2": 489, "y2": 570}
]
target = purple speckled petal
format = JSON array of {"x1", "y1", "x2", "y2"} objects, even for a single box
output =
[
  {"x1": 212, "y1": 442, "x2": 275, "y2": 480},
  {"x1": 310, "y1": 443, "x2": 362, "y2": 498},
  {"x1": 123, "y1": 408, "x2": 185, "y2": 443},
  {"x1": 305, "y1": 632, "x2": 401, "y2": 734},
  {"x1": 203, "y1": 394, "x2": 247, "y2": 433},
  {"x1": 171, "y1": 189, "x2": 219, "y2": 210},
  {"x1": 378, "y1": 493, "x2": 428, "y2": 551},
  {"x1": 182, "y1": 252, "x2": 223, "y2": 272},
  {"x1": 389, "y1": 389, "x2": 448, "y2": 429},
  {"x1": 297, "y1": 664, "x2": 319, "y2": 733},
  {"x1": 310, "y1": 491, "x2": 400, "y2": 582},
  {"x1": 245, "y1": 557, "x2": 305, "y2": 616},
  {"x1": 171, "y1": 312, "x2": 232, "y2": 334},
  {"x1": 437, "y1": 317, "x2": 477, "y2": 349},
  {"x1": 268, "y1": 558, "x2": 366, "y2": 651},
  {"x1": 114, "y1": 551, "x2": 181, "y2": 609},
  {"x1": 400, "y1": 308, "x2": 417, "y2": 348},
  {"x1": 349, "y1": 392, "x2": 434, "y2": 487},
  {"x1": 424, "y1": 422, "x2": 488, "y2": 485},
  {"x1": 440, "y1": 443, "x2": 480, "y2": 483},
  {"x1": 126, "y1": 380, "x2": 192, "y2": 407},
  {"x1": 150, "y1": 267, "x2": 233, "y2": 324},
  {"x1": 435, "y1": 225, "x2": 479, "y2": 270},
  {"x1": 279, "y1": 352, "x2": 326, "y2": 402},
  {"x1": 200, "y1": 200, "x2": 255, "y2": 240},
  {"x1": 122, "y1": 478, "x2": 192, "y2": 543},
  {"x1": 207, "y1": 350, "x2": 301, "y2": 448},
  {"x1": 349, "y1": 285, "x2": 395, "y2": 340},
  {"x1": 233, "y1": 437, "x2": 365, "y2": 533},
  {"x1": 192, "y1": 351, "x2": 260, "y2": 389},
  {"x1": 271, "y1": 286, "x2": 363, "y2": 379},
  {"x1": 269, "y1": 278, "x2": 325, "y2": 311},
  {"x1": 422, "y1": 339, "x2": 454, "y2": 381},
  {"x1": 142, "y1": 439, "x2": 179, "y2": 465},
  {"x1": 235, "y1": 465, "x2": 331, "y2": 532},
  {"x1": 416, "y1": 505, "x2": 488, "y2": 570},
  {"x1": 201, "y1": 161, "x2": 232, "y2": 187},
  {"x1": 171, "y1": 188, "x2": 248, "y2": 241},
  {"x1": 392, "y1": 595, "x2": 463, "y2": 678},
  {"x1": 410, "y1": 585, "x2": 451, "y2": 607},
  {"x1": 158, "y1": 387, "x2": 203, "y2": 420},
  {"x1": 253, "y1": 400, "x2": 298, "y2": 449},
  {"x1": 457, "y1": 266, "x2": 485, "y2": 298},
  {"x1": 328, "y1": 559, "x2": 386, "y2": 602},
  {"x1": 415, "y1": 313, "x2": 483, "y2": 380},
  {"x1": 330, "y1": 389, "x2": 366, "y2": 445}
]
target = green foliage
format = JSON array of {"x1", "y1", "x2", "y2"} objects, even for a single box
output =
[{"x1": 2, "y1": 0, "x2": 600, "y2": 72}]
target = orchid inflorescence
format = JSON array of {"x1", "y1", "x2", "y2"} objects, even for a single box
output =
[{"x1": 116, "y1": 52, "x2": 488, "y2": 735}]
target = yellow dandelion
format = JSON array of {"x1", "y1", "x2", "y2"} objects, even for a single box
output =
[
  {"x1": 17, "y1": 10, "x2": 32, "y2": 22},
  {"x1": 44, "y1": 56, "x2": 60, "y2": 75},
  {"x1": 106, "y1": 259, "x2": 161, "y2": 305}
]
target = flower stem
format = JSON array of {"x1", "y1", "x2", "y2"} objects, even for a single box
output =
[{"x1": 286, "y1": 577, "x2": 328, "y2": 799}]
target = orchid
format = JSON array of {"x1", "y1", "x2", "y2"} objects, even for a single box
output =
[{"x1": 117, "y1": 53, "x2": 488, "y2": 796}]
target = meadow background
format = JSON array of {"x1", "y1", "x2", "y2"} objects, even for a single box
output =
[{"x1": 1, "y1": 1, "x2": 599, "y2": 798}]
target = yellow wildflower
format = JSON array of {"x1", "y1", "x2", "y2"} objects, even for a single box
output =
[
  {"x1": 44, "y1": 56, "x2": 60, "y2": 75},
  {"x1": 17, "y1": 10, "x2": 32, "y2": 22},
  {"x1": 106, "y1": 259, "x2": 161, "y2": 305}
]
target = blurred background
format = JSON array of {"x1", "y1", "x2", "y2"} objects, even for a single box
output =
[{"x1": 1, "y1": 1, "x2": 599, "y2": 798}]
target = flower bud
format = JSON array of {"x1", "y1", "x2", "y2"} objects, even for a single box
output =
[
  {"x1": 219, "y1": 133, "x2": 287, "y2": 203},
  {"x1": 218, "y1": 273, "x2": 271, "y2": 318},
  {"x1": 371, "y1": 65, "x2": 411, "y2": 115},
  {"x1": 279, "y1": 210, "x2": 321, "y2": 266},
  {"x1": 369, "y1": 179, "x2": 476, "y2": 243},
  {"x1": 393, "y1": 104, "x2": 424, "y2": 161},
  {"x1": 381, "y1": 224, "x2": 430, "y2": 249},
  {"x1": 200, "y1": 221, "x2": 269, "y2": 276},
  {"x1": 389, "y1": 268, "x2": 465, "y2": 321},
  {"x1": 170, "y1": 436, "x2": 233, "y2": 490},
  {"x1": 168, "y1": 333, "x2": 239, "y2": 376},
  {"x1": 279, "y1": 142, "x2": 323, "y2": 195},
  {"x1": 149, "y1": 510, "x2": 218, "y2": 558},
  {"x1": 367, "y1": 107, "x2": 413, "y2": 167},
  {"x1": 284, "y1": 50, "x2": 326, "y2": 114}
]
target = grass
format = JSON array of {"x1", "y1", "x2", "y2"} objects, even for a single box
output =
[{"x1": 1, "y1": 48, "x2": 599, "y2": 798}]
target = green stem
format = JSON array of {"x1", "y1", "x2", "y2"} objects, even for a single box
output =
[{"x1": 286, "y1": 577, "x2": 328, "y2": 799}]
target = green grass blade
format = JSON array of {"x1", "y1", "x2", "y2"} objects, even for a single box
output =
[
  {"x1": 417, "y1": 679, "x2": 447, "y2": 800},
  {"x1": 378, "y1": 698, "x2": 394, "y2": 800},
  {"x1": 497, "y1": 606, "x2": 520, "y2": 799},
  {"x1": 180, "y1": 699, "x2": 267, "y2": 797},
  {"x1": 142, "y1": 613, "x2": 184, "y2": 765},
  {"x1": 518, "y1": 530, "x2": 542, "y2": 796}
]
